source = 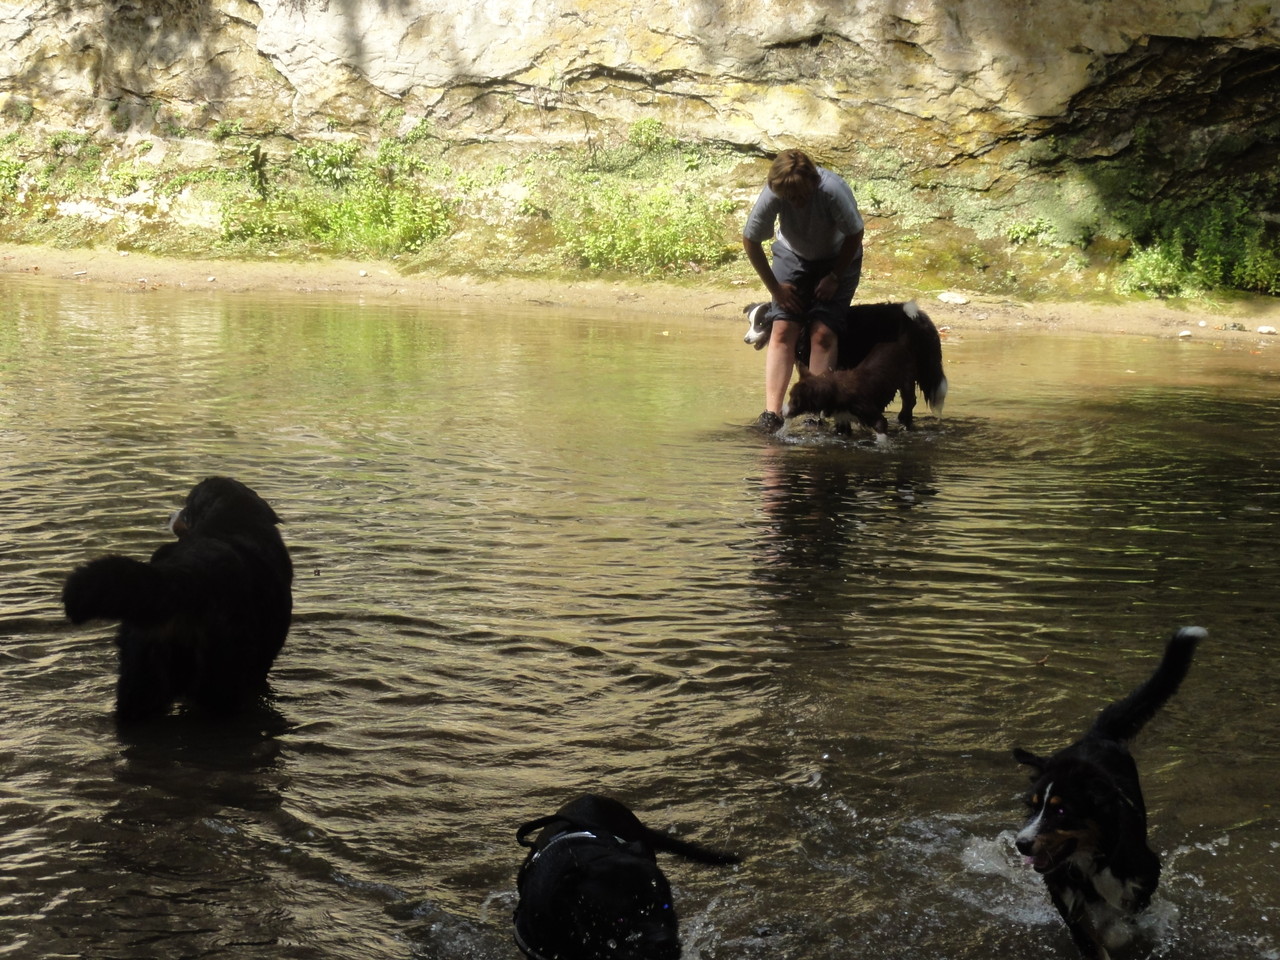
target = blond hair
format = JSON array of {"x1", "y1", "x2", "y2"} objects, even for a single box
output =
[{"x1": 767, "y1": 150, "x2": 820, "y2": 203}]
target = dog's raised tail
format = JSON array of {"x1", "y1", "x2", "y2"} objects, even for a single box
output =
[
  {"x1": 903, "y1": 301, "x2": 948, "y2": 413},
  {"x1": 1091, "y1": 626, "x2": 1205, "y2": 744},
  {"x1": 63, "y1": 555, "x2": 176, "y2": 627}
]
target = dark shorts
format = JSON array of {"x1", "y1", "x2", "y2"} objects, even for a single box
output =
[{"x1": 765, "y1": 242, "x2": 862, "y2": 338}]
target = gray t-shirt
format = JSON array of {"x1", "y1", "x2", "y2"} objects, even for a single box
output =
[{"x1": 742, "y1": 167, "x2": 864, "y2": 262}]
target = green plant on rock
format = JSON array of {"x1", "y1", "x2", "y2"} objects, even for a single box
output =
[
  {"x1": 238, "y1": 142, "x2": 269, "y2": 197},
  {"x1": 557, "y1": 182, "x2": 735, "y2": 273},
  {"x1": 210, "y1": 119, "x2": 244, "y2": 142},
  {"x1": 109, "y1": 102, "x2": 131, "y2": 133},
  {"x1": 1118, "y1": 194, "x2": 1280, "y2": 297},
  {"x1": 0, "y1": 157, "x2": 24, "y2": 197},
  {"x1": 373, "y1": 138, "x2": 434, "y2": 181},
  {"x1": 48, "y1": 131, "x2": 92, "y2": 156},
  {"x1": 1117, "y1": 236, "x2": 1190, "y2": 296},
  {"x1": 106, "y1": 165, "x2": 141, "y2": 196},
  {"x1": 401, "y1": 117, "x2": 434, "y2": 145},
  {"x1": 290, "y1": 183, "x2": 455, "y2": 256},
  {"x1": 220, "y1": 137, "x2": 457, "y2": 257},
  {"x1": 221, "y1": 193, "x2": 294, "y2": 244},
  {"x1": 296, "y1": 141, "x2": 362, "y2": 188},
  {"x1": 40, "y1": 133, "x2": 104, "y2": 193},
  {"x1": 628, "y1": 118, "x2": 673, "y2": 153},
  {"x1": 1006, "y1": 217, "x2": 1055, "y2": 246},
  {"x1": 1232, "y1": 229, "x2": 1280, "y2": 294}
]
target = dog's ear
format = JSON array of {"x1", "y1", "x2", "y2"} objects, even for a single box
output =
[
  {"x1": 796, "y1": 361, "x2": 812, "y2": 380},
  {"x1": 1012, "y1": 747, "x2": 1045, "y2": 770}
]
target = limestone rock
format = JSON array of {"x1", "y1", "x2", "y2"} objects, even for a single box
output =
[{"x1": 0, "y1": 0, "x2": 1277, "y2": 229}]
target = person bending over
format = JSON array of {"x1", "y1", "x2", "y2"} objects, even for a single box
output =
[{"x1": 742, "y1": 149, "x2": 865, "y2": 432}]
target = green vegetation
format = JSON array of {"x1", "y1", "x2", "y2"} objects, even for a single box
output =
[
  {"x1": 535, "y1": 125, "x2": 738, "y2": 273},
  {"x1": 215, "y1": 137, "x2": 457, "y2": 257},
  {"x1": 1118, "y1": 196, "x2": 1280, "y2": 297},
  {"x1": 0, "y1": 157, "x2": 22, "y2": 197},
  {"x1": 0, "y1": 115, "x2": 1276, "y2": 304},
  {"x1": 553, "y1": 183, "x2": 735, "y2": 272}
]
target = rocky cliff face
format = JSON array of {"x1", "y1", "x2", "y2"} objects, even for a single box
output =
[{"x1": 2, "y1": 0, "x2": 1278, "y2": 234}]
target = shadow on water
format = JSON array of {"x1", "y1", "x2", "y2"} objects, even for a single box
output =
[{"x1": 1, "y1": 277, "x2": 1278, "y2": 959}]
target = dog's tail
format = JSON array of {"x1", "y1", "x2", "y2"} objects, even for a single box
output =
[
  {"x1": 903, "y1": 301, "x2": 948, "y2": 413},
  {"x1": 645, "y1": 828, "x2": 741, "y2": 866},
  {"x1": 1091, "y1": 626, "x2": 1205, "y2": 744},
  {"x1": 63, "y1": 555, "x2": 176, "y2": 626}
]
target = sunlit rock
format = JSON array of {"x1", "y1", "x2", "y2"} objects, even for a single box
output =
[{"x1": 0, "y1": 0, "x2": 1276, "y2": 229}]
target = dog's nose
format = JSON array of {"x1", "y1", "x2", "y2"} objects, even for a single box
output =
[{"x1": 1015, "y1": 833, "x2": 1036, "y2": 857}]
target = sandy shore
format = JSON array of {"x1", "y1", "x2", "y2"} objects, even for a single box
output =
[{"x1": 5, "y1": 242, "x2": 1280, "y2": 347}]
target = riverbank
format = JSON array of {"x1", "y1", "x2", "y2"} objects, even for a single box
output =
[{"x1": 5, "y1": 242, "x2": 1280, "y2": 347}]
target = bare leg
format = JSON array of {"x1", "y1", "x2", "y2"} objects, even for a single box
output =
[
  {"x1": 809, "y1": 321, "x2": 838, "y2": 375},
  {"x1": 765, "y1": 319, "x2": 801, "y2": 415}
]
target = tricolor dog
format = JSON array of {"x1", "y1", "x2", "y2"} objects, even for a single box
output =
[{"x1": 1012, "y1": 627, "x2": 1204, "y2": 959}]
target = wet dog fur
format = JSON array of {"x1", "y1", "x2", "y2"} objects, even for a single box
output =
[
  {"x1": 513, "y1": 794, "x2": 739, "y2": 960},
  {"x1": 781, "y1": 301, "x2": 947, "y2": 435},
  {"x1": 742, "y1": 299, "x2": 941, "y2": 372},
  {"x1": 1012, "y1": 627, "x2": 1204, "y2": 960},
  {"x1": 62, "y1": 476, "x2": 293, "y2": 722}
]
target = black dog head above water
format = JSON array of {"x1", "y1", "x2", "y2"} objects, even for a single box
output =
[
  {"x1": 169, "y1": 475, "x2": 284, "y2": 537},
  {"x1": 1013, "y1": 745, "x2": 1142, "y2": 877},
  {"x1": 513, "y1": 794, "x2": 739, "y2": 960},
  {"x1": 784, "y1": 359, "x2": 900, "y2": 435}
]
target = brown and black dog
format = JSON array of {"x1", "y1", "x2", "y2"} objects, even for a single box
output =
[{"x1": 781, "y1": 301, "x2": 947, "y2": 435}]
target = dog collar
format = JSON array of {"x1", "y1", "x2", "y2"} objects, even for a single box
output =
[
  {"x1": 527, "y1": 829, "x2": 631, "y2": 865},
  {"x1": 513, "y1": 920, "x2": 553, "y2": 960},
  {"x1": 528, "y1": 829, "x2": 600, "y2": 863},
  {"x1": 515, "y1": 830, "x2": 617, "y2": 960}
]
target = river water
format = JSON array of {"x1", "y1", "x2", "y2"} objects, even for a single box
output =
[{"x1": 1, "y1": 274, "x2": 1278, "y2": 960}]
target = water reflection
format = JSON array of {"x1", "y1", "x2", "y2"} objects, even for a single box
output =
[
  {"x1": 1, "y1": 275, "x2": 1278, "y2": 959},
  {"x1": 747, "y1": 438, "x2": 941, "y2": 648}
]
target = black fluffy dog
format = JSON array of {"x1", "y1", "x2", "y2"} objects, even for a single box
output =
[
  {"x1": 1013, "y1": 627, "x2": 1204, "y2": 960},
  {"x1": 513, "y1": 794, "x2": 740, "y2": 960},
  {"x1": 63, "y1": 477, "x2": 293, "y2": 722},
  {"x1": 743, "y1": 299, "x2": 944, "y2": 373}
]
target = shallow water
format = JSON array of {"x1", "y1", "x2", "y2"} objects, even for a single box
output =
[{"x1": 1, "y1": 275, "x2": 1278, "y2": 960}]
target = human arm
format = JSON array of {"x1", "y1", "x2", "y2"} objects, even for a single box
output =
[
  {"x1": 743, "y1": 237, "x2": 804, "y2": 315},
  {"x1": 814, "y1": 230, "x2": 864, "y2": 301}
]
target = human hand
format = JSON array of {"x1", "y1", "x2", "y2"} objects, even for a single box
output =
[
  {"x1": 775, "y1": 282, "x2": 804, "y2": 315},
  {"x1": 815, "y1": 272, "x2": 838, "y2": 301}
]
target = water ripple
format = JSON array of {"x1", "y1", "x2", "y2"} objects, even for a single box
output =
[{"x1": 2, "y1": 280, "x2": 1278, "y2": 958}]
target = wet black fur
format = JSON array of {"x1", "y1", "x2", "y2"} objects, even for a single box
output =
[
  {"x1": 513, "y1": 794, "x2": 739, "y2": 960},
  {"x1": 781, "y1": 302, "x2": 947, "y2": 432},
  {"x1": 742, "y1": 299, "x2": 946, "y2": 375},
  {"x1": 63, "y1": 476, "x2": 293, "y2": 722},
  {"x1": 1012, "y1": 627, "x2": 1203, "y2": 960}
]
